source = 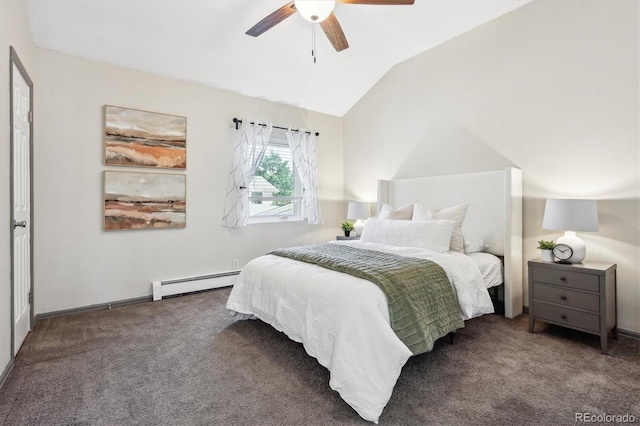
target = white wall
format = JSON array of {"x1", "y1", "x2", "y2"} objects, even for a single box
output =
[
  {"x1": 344, "y1": 0, "x2": 640, "y2": 333},
  {"x1": 0, "y1": 0, "x2": 36, "y2": 378},
  {"x1": 34, "y1": 49, "x2": 344, "y2": 314}
]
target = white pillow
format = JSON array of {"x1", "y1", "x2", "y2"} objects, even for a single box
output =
[
  {"x1": 359, "y1": 218, "x2": 456, "y2": 253},
  {"x1": 412, "y1": 202, "x2": 469, "y2": 253},
  {"x1": 463, "y1": 233, "x2": 489, "y2": 253},
  {"x1": 377, "y1": 202, "x2": 414, "y2": 220}
]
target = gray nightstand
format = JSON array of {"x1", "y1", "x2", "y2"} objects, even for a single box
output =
[
  {"x1": 336, "y1": 236, "x2": 359, "y2": 240},
  {"x1": 528, "y1": 259, "x2": 617, "y2": 354}
]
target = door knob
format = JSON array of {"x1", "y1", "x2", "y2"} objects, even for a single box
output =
[{"x1": 13, "y1": 220, "x2": 27, "y2": 229}]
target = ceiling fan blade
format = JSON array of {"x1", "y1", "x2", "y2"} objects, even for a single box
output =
[
  {"x1": 336, "y1": 0, "x2": 414, "y2": 4},
  {"x1": 246, "y1": 1, "x2": 297, "y2": 37},
  {"x1": 320, "y1": 12, "x2": 349, "y2": 52}
]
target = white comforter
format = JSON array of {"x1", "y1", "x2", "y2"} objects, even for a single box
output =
[{"x1": 225, "y1": 241, "x2": 494, "y2": 423}]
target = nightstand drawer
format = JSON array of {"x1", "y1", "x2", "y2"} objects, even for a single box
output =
[
  {"x1": 532, "y1": 284, "x2": 600, "y2": 312},
  {"x1": 532, "y1": 301, "x2": 600, "y2": 333},
  {"x1": 531, "y1": 267, "x2": 598, "y2": 292}
]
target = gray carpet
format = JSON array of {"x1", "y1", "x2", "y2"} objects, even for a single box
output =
[{"x1": 1, "y1": 287, "x2": 638, "y2": 425}]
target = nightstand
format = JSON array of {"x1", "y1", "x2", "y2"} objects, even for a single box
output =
[
  {"x1": 336, "y1": 236, "x2": 359, "y2": 240},
  {"x1": 528, "y1": 259, "x2": 617, "y2": 354}
]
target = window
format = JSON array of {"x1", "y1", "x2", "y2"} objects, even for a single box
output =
[{"x1": 248, "y1": 129, "x2": 302, "y2": 223}]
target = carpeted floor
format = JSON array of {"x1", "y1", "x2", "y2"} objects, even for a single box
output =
[{"x1": 0, "y1": 287, "x2": 638, "y2": 425}]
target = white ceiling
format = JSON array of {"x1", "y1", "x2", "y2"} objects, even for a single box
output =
[{"x1": 26, "y1": 0, "x2": 532, "y2": 117}]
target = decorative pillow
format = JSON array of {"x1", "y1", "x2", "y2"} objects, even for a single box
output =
[
  {"x1": 412, "y1": 202, "x2": 469, "y2": 253},
  {"x1": 359, "y1": 218, "x2": 456, "y2": 253},
  {"x1": 378, "y1": 202, "x2": 414, "y2": 220},
  {"x1": 463, "y1": 233, "x2": 489, "y2": 253}
]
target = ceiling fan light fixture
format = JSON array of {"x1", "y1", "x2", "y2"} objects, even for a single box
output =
[{"x1": 294, "y1": 0, "x2": 336, "y2": 22}]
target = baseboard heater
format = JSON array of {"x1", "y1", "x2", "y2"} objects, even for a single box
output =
[{"x1": 152, "y1": 271, "x2": 240, "y2": 301}]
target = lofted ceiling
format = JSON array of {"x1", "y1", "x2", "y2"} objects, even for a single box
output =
[{"x1": 26, "y1": 0, "x2": 532, "y2": 117}]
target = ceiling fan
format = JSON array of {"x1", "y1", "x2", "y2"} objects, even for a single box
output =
[{"x1": 246, "y1": 0, "x2": 415, "y2": 52}]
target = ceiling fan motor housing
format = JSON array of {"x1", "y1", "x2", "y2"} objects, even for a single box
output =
[{"x1": 294, "y1": 0, "x2": 336, "y2": 23}]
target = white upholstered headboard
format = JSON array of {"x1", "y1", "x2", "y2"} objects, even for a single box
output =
[{"x1": 377, "y1": 167, "x2": 523, "y2": 319}]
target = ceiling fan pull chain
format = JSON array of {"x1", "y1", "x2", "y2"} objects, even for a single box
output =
[{"x1": 311, "y1": 24, "x2": 317, "y2": 64}]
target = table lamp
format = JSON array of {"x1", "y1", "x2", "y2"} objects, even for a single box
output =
[
  {"x1": 542, "y1": 198, "x2": 599, "y2": 263},
  {"x1": 347, "y1": 201, "x2": 371, "y2": 237}
]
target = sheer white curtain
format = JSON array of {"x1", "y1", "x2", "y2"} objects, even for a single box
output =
[
  {"x1": 222, "y1": 120, "x2": 273, "y2": 228},
  {"x1": 286, "y1": 128, "x2": 323, "y2": 225}
]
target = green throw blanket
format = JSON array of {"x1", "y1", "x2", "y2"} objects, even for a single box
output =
[{"x1": 268, "y1": 243, "x2": 464, "y2": 355}]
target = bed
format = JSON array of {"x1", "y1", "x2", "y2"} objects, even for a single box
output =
[{"x1": 226, "y1": 168, "x2": 522, "y2": 423}]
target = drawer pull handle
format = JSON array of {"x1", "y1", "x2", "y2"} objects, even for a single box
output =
[
  {"x1": 560, "y1": 295, "x2": 567, "y2": 300},
  {"x1": 561, "y1": 314, "x2": 567, "y2": 319},
  {"x1": 560, "y1": 276, "x2": 566, "y2": 281}
]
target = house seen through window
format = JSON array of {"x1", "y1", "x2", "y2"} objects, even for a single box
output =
[{"x1": 249, "y1": 129, "x2": 302, "y2": 222}]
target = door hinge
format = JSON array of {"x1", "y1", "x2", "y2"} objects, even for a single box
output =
[
  {"x1": 28, "y1": 111, "x2": 33, "y2": 123},
  {"x1": 28, "y1": 291, "x2": 33, "y2": 304}
]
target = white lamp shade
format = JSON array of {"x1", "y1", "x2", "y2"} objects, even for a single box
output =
[
  {"x1": 347, "y1": 201, "x2": 371, "y2": 221},
  {"x1": 347, "y1": 201, "x2": 371, "y2": 237},
  {"x1": 542, "y1": 198, "x2": 598, "y2": 263},
  {"x1": 294, "y1": 0, "x2": 336, "y2": 22},
  {"x1": 542, "y1": 199, "x2": 599, "y2": 232}
]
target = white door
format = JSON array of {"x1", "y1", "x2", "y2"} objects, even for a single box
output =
[{"x1": 12, "y1": 61, "x2": 32, "y2": 355}]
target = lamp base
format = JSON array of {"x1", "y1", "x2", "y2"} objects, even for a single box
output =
[
  {"x1": 556, "y1": 231, "x2": 586, "y2": 263},
  {"x1": 353, "y1": 219, "x2": 365, "y2": 237}
]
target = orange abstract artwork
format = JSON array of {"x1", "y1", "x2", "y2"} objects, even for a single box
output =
[{"x1": 104, "y1": 106, "x2": 186, "y2": 169}]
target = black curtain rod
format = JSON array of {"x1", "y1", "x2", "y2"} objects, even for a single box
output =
[{"x1": 233, "y1": 118, "x2": 319, "y2": 137}]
